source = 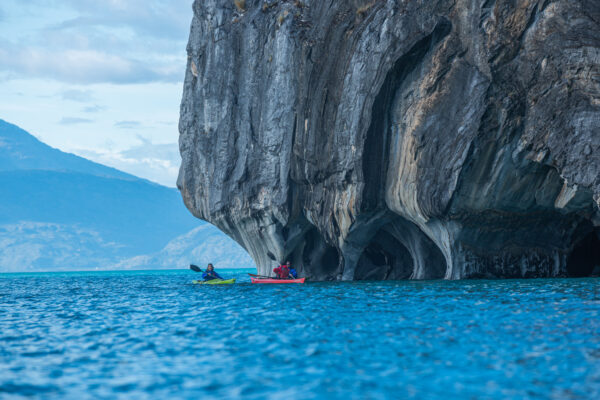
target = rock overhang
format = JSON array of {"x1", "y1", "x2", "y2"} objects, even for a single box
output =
[{"x1": 178, "y1": 0, "x2": 600, "y2": 280}]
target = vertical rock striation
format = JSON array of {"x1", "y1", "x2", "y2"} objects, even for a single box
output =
[{"x1": 178, "y1": 0, "x2": 600, "y2": 280}]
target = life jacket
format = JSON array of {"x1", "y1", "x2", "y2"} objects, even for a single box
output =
[
  {"x1": 203, "y1": 271, "x2": 222, "y2": 281},
  {"x1": 273, "y1": 265, "x2": 290, "y2": 279}
]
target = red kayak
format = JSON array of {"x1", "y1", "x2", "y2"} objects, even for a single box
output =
[{"x1": 250, "y1": 277, "x2": 306, "y2": 284}]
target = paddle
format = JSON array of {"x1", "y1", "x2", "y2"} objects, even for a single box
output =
[
  {"x1": 190, "y1": 264, "x2": 224, "y2": 281},
  {"x1": 249, "y1": 271, "x2": 298, "y2": 280},
  {"x1": 248, "y1": 273, "x2": 273, "y2": 279},
  {"x1": 189, "y1": 264, "x2": 203, "y2": 273}
]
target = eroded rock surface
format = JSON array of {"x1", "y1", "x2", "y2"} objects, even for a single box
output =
[{"x1": 178, "y1": 0, "x2": 600, "y2": 280}]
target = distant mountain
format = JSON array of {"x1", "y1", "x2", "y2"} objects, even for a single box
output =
[
  {"x1": 0, "y1": 120, "x2": 133, "y2": 180},
  {"x1": 0, "y1": 119, "x2": 253, "y2": 272},
  {"x1": 115, "y1": 225, "x2": 255, "y2": 270}
]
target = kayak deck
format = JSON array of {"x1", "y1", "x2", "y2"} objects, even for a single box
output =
[
  {"x1": 251, "y1": 277, "x2": 305, "y2": 284},
  {"x1": 192, "y1": 278, "x2": 236, "y2": 285}
]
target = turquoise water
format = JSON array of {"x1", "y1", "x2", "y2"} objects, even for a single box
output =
[{"x1": 1, "y1": 269, "x2": 599, "y2": 399}]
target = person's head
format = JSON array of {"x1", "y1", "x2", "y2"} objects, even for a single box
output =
[
  {"x1": 207, "y1": 263, "x2": 214, "y2": 271},
  {"x1": 286, "y1": 261, "x2": 291, "y2": 267}
]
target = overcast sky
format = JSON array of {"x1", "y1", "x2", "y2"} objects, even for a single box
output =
[{"x1": 0, "y1": 0, "x2": 194, "y2": 186}]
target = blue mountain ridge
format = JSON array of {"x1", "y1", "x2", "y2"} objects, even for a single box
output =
[
  {"x1": 0, "y1": 119, "x2": 135, "y2": 180},
  {"x1": 0, "y1": 119, "x2": 253, "y2": 271}
]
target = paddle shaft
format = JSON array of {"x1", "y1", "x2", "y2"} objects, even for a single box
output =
[
  {"x1": 190, "y1": 264, "x2": 224, "y2": 280},
  {"x1": 248, "y1": 273, "x2": 299, "y2": 279},
  {"x1": 248, "y1": 273, "x2": 272, "y2": 279}
]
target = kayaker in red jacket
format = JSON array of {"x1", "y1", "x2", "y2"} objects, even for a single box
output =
[{"x1": 273, "y1": 261, "x2": 292, "y2": 279}]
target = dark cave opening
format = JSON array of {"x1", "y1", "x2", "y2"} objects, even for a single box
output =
[
  {"x1": 296, "y1": 228, "x2": 340, "y2": 278},
  {"x1": 384, "y1": 219, "x2": 447, "y2": 279},
  {"x1": 567, "y1": 230, "x2": 600, "y2": 277},
  {"x1": 355, "y1": 230, "x2": 413, "y2": 280}
]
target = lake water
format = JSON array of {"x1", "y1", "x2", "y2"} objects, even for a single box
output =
[{"x1": 1, "y1": 269, "x2": 599, "y2": 399}]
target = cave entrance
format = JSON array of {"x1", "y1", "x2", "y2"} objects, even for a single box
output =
[
  {"x1": 355, "y1": 230, "x2": 413, "y2": 280},
  {"x1": 567, "y1": 231, "x2": 600, "y2": 277},
  {"x1": 291, "y1": 227, "x2": 340, "y2": 280}
]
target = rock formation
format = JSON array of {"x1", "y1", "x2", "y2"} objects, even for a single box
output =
[{"x1": 178, "y1": 0, "x2": 600, "y2": 280}]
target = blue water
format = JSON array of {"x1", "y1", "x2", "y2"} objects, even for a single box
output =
[{"x1": 1, "y1": 270, "x2": 599, "y2": 399}]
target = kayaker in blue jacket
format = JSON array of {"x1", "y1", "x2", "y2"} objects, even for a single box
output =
[
  {"x1": 288, "y1": 262, "x2": 298, "y2": 279},
  {"x1": 202, "y1": 264, "x2": 223, "y2": 281}
]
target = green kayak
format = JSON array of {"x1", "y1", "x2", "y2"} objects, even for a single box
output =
[{"x1": 192, "y1": 278, "x2": 236, "y2": 285}]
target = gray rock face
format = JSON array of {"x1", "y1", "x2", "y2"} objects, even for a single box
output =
[{"x1": 178, "y1": 0, "x2": 600, "y2": 280}]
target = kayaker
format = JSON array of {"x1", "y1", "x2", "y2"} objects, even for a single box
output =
[
  {"x1": 273, "y1": 261, "x2": 297, "y2": 279},
  {"x1": 203, "y1": 264, "x2": 223, "y2": 281},
  {"x1": 273, "y1": 262, "x2": 290, "y2": 279},
  {"x1": 288, "y1": 262, "x2": 298, "y2": 279}
]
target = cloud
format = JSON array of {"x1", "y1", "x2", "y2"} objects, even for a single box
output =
[
  {"x1": 82, "y1": 105, "x2": 105, "y2": 113},
  {"x1": 52, "y1": 1, "x2": 192, "y2": 40},
  {"x1": 61, "y1": 89, "x2": 94, "y2": 102},
  {"x1": 74, "y1": 139, "x2": 181, "y2": 187},
  {"x1": 0, "y1": 1, "x2": 191, "y2": 84},
  {"x1": 115, "y1": 120, "x2": 142, "y2": 129},
  {"x1": 0, "y1": 45, "x2": 179, "y2": 84},
  {"x1": 10, "y1": 0, "x2": 192, "y2": 40},
  {"x1": 59, "y1": 117, "x2": 93, "y2": 125}
]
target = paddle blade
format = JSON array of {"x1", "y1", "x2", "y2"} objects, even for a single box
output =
[
  {"x1": 189, "y1": 264, "x2": 202, "y2": 272},
  {"x1": 248, "y1": 273, "x2": 271, "y2": 278}
]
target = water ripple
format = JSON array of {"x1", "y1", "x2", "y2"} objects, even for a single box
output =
[{"x1": 0, "y1": 270, "x2": 599, "y2": 399}]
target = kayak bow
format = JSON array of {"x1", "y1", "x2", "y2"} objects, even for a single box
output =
[
  {"x1": 192, "y1": 279, "x2": 236, "y2": 285},
  {"x1": 250, "y1": 277, "x2": 305, "y2": 284}
]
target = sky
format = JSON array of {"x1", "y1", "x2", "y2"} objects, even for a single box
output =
[{"x1": 0, "y1": 0, "x2": 194, "y2": 186}]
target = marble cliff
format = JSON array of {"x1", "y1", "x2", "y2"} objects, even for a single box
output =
[{"x1": 178, "y1": 0, "x2": 600, "y2": 280}]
